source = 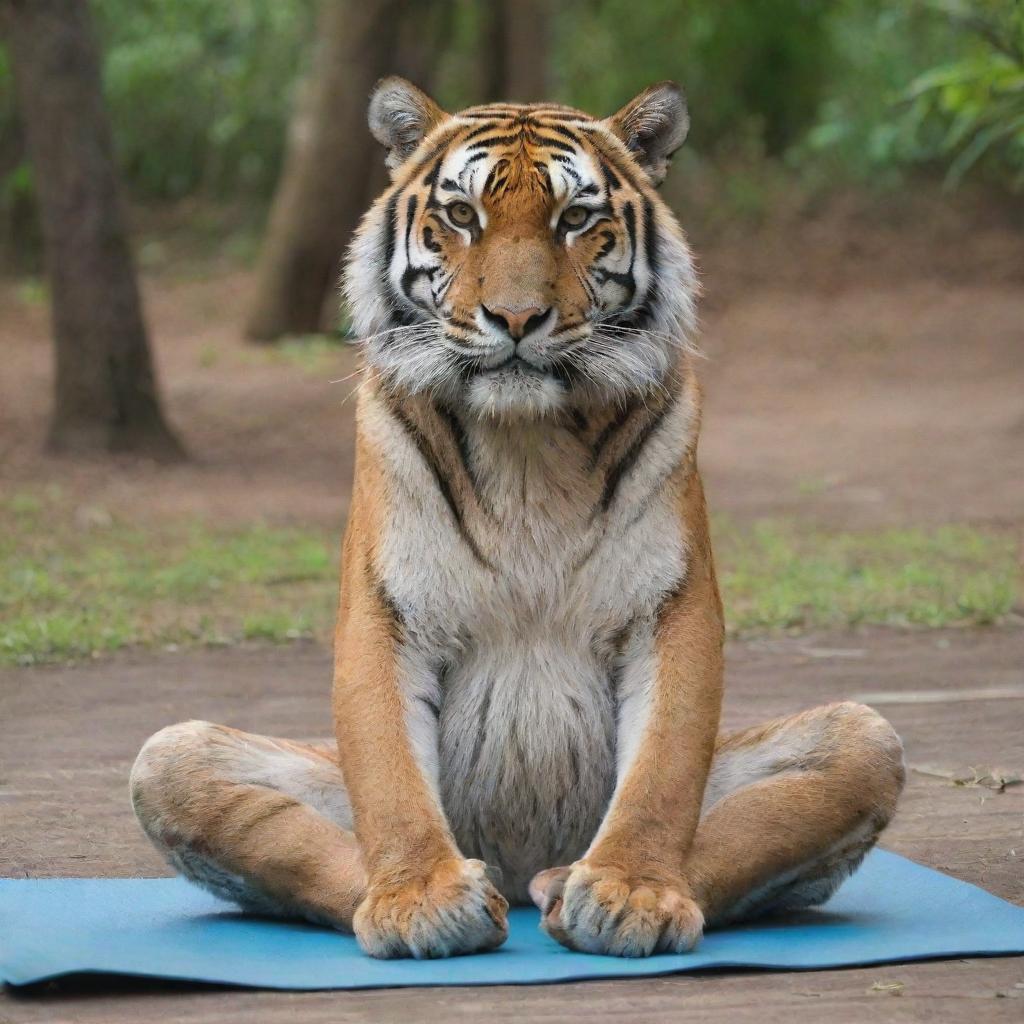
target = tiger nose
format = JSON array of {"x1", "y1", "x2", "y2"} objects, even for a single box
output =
[{"x1": 482, "y1": 304, "x2": 550, "y2": 341}]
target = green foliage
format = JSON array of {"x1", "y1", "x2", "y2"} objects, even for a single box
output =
[
  {"x1": 0, "y1": 0, "x2": 317, "y2": 257},
  {"x1": 804, "y1": 0, "x2": 1024, "y2": 188},
  {"x1": 92, "y1": 0, "x2": 316, "y2": 199},
  {"x1": 897, "y1": 1, "x2": 1024, "y2": 186},
  {"x1": 554, "y1": 0, "x2": 832, "y2": 155},
  {"x1": 0, "y1": 44, "x2": 39, "y2": 263}
]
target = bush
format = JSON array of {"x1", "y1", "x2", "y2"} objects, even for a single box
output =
[
  {"x1": 804, "y1": 0, "x2": 1024, "y2": 189},
  {"x1": 897, "y1": 1, "x2": 1024, "y2": 187},
  {"x1": 93, "y1": 0, "x2": 317, "y2": 199},
  {"x1": 554, "y1": 0, "x2": 833, "y2": 156}
]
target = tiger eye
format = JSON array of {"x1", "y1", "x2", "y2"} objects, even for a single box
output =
[
  {"x1": 561, "y1": 205, "x2": 589, "y2": 229},
  {"x1": 448, "y1": 201, "x2": 476, "y2": 227}
]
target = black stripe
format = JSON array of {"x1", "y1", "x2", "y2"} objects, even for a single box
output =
[
  {"x1": 591, "y1": 201, "x2": 636, "y2": 299},
  {"x1": 623, "y1": 201, "x2": 637, "y2": 261},
  {"x1": 528, "y1": 132, "x2": 576, "y2": 154},
  {"x1": 422, "y1": 225, "x2": 442, "y2": 253},
  {"x1": 382, "y1": 291, "x2": 419, "y2": 329},
  {"x1": 426, "y1": 658, "x2": 451, "y2": 719},
  {"x1": 604, "y1": 303, "x2": 654, "y2": 331},
  {"x1": 422, "y1": 155, "x2": 443, "y2": 186},
  {"x1": 382, "y1": 192, "x2": 399, "y2": 270},
  {"x1": 543, "y1": 123, "x2": 586, "y2": 145},
  {"x1": 463, "y1": 121, "x2": 507, "y2": 142},
  {"x1": 550, "y1": 318, "x2": 586, "y2": 336},
  {"x1": 404, "y1": 194, "x2": 418, "y2": 254},
  {"x1": 599, "y1": 392, "x2": 677, "y2": 513},
  {"x1": 552, "y1": 155, "x2": 583, "y2": 185},
  {"x1": 590, "y1": 401, "x2": 638, "y2": 467},
  {"x1": 387, "y1": 399, "x2": 491, "y2": 569},
  {"x1": 606, "y1": 621, "x2": 634, "y2": 732},
  {"x1": 567, "y1": 739, "x2": 580, "y2": 783},
  {"x1": 641, "y1": 196, "x2": 660, "y2": 308},
  {"x1": 533, "y1": 161, "x2": 553, "y2": 194},
  {"x1": 589, "y1": 133, "x2": 647, "y2": 194},
  {"x1": 404, "y1": 127, "x2": 466, "y2": 182},
  {"x1": 400, "y1": 194, "x2": 435, "y2": 308},
  {"x1": 591, "y1": 267, "x2": 635, "y2": 293},
  {"x1": 598, "y1": 159, "x2": 622, "y2": 192},
  {"x1": 437, "y1": 401, "x2": 485, "y2": 508},
  {"x1": 483, "y1": 158, "x2": 509, "y2": 196},
  {"x1": 468, "y1": 134, "x2": 521, "y2": 150}
]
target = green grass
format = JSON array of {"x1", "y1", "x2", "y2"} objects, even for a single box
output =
[
  {"x1": 717, "y1": 519, "x2": 1019, "y2": 634},
  {"x1": 0, "y1": 490, "x2": 1019, "y2": 666},
  {"x1": 0, "y1": 492, "x2": 338, "y2": 666}
]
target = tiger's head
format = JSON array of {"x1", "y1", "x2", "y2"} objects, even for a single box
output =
[{"x1": 345, "y1": 77, "x2": 698, "y2": 419}]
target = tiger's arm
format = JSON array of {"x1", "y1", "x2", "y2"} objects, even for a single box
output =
[
  {"x1": 541, "y1": 464, "x2": 724, "y2": 956},
  {"x1": 332, "y1": 437, "x2": 508, "y2": 959}
]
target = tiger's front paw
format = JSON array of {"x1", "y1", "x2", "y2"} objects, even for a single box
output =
[
  {"x1": 539, "y1": 860, "x2": 704, "y2": 957},
  {"x1": 354, "y1": 857, "x2": 508, "y2": 959}
]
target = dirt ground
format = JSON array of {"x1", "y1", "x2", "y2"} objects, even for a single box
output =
[{"x1": 2, "y1": 194, "x2": 1023, "y2": 1019}]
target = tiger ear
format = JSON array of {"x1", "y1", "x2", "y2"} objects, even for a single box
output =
[
  {"x1": 368, "y1": 76, "x2": 448, "y2": 173},
  {"x1": 605, "y1": 82, "x2": 689, "y2": 186}
]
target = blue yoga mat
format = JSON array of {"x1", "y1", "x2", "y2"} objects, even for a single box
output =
[{"x1": 2, "y1": 850, "x2": 1022, "y2": 990}]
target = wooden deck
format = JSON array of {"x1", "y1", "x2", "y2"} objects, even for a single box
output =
[{"x1": 2, "y1": 628, "x2": 1022, "y2": 1022}]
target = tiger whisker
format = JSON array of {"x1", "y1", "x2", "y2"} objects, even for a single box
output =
[{"x1": 350, "y1": 321, "x2": 435, "y2": 347}]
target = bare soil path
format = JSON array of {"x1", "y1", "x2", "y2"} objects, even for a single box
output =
[{"x1": 2, "y1": 627, "x2": 1022, "y2": 1022}]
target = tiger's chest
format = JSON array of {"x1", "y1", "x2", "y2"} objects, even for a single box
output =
[{"x1": 372, "y1": 409, "x2": 687, "y2": 900}]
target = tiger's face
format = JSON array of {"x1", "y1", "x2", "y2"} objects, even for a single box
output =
[{"x1": 345, "y1": 78, "x2": 697, "y2": 419}]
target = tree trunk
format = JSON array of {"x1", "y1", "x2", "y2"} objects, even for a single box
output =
[
  {"x1": 246, "y1": 0, "x2": 454, "y2": 342},
  {"x1": 483, "y1": 0, "x2": 549, "y2": 104},
  {"x1": 0, "y1": 0, "x2": 184, "y2": 460},
  {"x1": 245, "y1": 0, "x2": 394, "y2": 342}
]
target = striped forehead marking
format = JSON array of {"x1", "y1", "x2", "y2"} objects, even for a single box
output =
[{"x1": 433, "y1": 113, "x2": 606, "y2": 202}]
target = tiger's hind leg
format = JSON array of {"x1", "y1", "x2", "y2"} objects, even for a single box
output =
[
  {"x1": 687, "y1": 701, "x2": 905, "y2": 926},
  {"x1": 130, "y1": 720, "x2": 365, "y2": 929}
]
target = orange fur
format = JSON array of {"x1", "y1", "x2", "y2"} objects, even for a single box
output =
[{"x1": 130, "y1": 80, "x2": 905, "y2": 961}]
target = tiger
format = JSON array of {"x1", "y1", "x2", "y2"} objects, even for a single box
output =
[{"x1": 130, "y1": 78, "x2": 905, "y2": 960}]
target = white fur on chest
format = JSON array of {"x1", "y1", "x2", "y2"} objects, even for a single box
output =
[{"x1": 362, "y1": 395, "x2": 692, "y2": 899}]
